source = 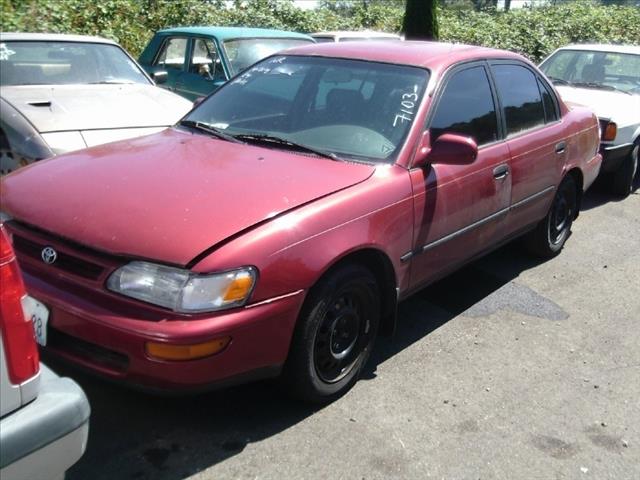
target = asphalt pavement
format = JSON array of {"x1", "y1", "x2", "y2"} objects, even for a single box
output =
[{"x1": 64, "y1": 178, "x2": 639, "y2": 480}]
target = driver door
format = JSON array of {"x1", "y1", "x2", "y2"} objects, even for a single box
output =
[{"x1": 409, "y1": 63, "x2": 512, "y2": 289}]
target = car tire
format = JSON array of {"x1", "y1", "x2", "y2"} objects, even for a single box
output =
[
  {"x1": 524, "y1": 175, "x2": 577, "y2": 258},
  {"x1": 610, "y1": 140, "x2": 639, "y2": 198},
  {"x1": 282, "y1": 264, "x2": 380, "y2": 404}
]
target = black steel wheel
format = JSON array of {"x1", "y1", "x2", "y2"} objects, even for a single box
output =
[
  {"x1": 525, "y1": 175, "x2": 577, "y2": 258},
  {"x1": 283, "y1": 264, "x2": 380, "y2": 403},
  {"x1": 610, "y1": 140, "x2": 639, "y2": 198}
]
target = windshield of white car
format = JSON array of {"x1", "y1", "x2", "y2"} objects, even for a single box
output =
[
  {"x1": 0, "y1": 41, "x2": 151, "y2": 86},
  {"x1": 185, "y1": 55, "x2": 429, "y2": 164},
  {"x1": 222, "y1": 38, "x2": 314, "y2": 75},
  {"x1": 541, "y1": 49, "x2": 640, "y2": 94}
]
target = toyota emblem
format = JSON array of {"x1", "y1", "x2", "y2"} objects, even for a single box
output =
[{"x1": 41, "y1": 246, "x2": 58, "y2": 265}]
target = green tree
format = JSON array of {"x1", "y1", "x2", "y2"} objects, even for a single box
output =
[{"x1": 402, "y1": 0, "x2": 438, "y2": 40}]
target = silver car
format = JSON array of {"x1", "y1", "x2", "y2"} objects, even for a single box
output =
[
  {"x1": 0, "y1": 224, "x2": 90, "y2": 480},
  {"x1": 0, "y1": 33, "x2": 193, "y2": 174}
]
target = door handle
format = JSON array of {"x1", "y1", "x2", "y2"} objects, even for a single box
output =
[
  {"x1": 555, "y1": 141, "x2": 566, "y2": 154},
  {"x1": 493, "y1": 164, "x2": 509, "y2": 180}
]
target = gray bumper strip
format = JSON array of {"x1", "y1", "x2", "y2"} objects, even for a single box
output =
[{"x1": 0, "y1": 364, "x2": 90, "y2": 468}]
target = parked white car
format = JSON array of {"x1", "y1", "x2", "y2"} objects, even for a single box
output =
[
  {"x1": 0, "y1": 33, "x2": 193, "y2": 174},
  {"x1": 0, "y1": 224, "x2": 90, "y2": 480},
  {"x1": 540, "y1": 44, "x2": 640, "y2": 197},
  {"x1": 310, "y1": 30, "x2": 402, "y2": 43}
]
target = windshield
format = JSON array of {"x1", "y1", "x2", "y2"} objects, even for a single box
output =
[
  {"x1": 185, "y1": 55, "x2": 429, "y2": 163},
  {"x1": 0, "y1": 41, "x2": 151, "y2": 86},
  {"x1": 222, "y1": 38, "x2": 314, "y2": 75},
  {"x1": 540, "y1": 49, "x2": 640, "y2": 94}
]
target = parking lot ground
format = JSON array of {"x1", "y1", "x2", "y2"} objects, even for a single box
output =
[{"x1": 64, "y1": 180, "x2": 639, "y2": 480}]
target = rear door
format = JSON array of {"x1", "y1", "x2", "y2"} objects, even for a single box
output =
[
  {"x1": 489, "y1": 62, "x2": 565, "y2": 236},
  {"x1": 409, "y1": 63, "x2": 511, "y2": 289}
]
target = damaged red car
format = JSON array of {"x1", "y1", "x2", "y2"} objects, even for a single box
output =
[{"x1": 0, "y1": 42, "x2": 601, "y2": 402}]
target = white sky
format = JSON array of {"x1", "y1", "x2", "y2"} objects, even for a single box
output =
[{"x1": 293, "y1": 0, "x2": 319, "y2": 9}]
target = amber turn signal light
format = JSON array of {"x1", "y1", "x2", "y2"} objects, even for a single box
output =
[
  {"x1": 146, "y1": 337, "x2": 231, "y2": 361},
  {"x1": 602, "y1": 122, "x2": 617, "y2": 142},
  {"x1": 223, "y1": 276, "x2": 254, "y2": 302}
]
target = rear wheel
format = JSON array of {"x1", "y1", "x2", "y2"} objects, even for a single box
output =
[
  {"x1": 610, "y1": 140, "x2": 639, "y2": 198},
  {"x1": 524, "y1": 175, "x2": 577, "y2": 258},
  {"x1": 283, "y1": 264, "x2": 380, "y2": 403}
]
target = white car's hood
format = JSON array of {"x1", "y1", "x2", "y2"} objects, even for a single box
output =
[
  {"x1": 555, "y1": 85, "x2": 640, "y2": 128},
  {"x1": 0, "y1": 84, "x2": 192, "y2": 133}
]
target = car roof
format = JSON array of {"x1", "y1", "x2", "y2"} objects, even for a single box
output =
[
  {"x1": 0, "y1": 32, "x2": 117, "y2": 45},
  {"x1": 311, "y1": 30, "x2": 401, "y2": 39},
  {"x1": 554, "y1": 44, "x2": 640, "y2": 55},
  {"x1": 157, "y1": 26, "x2": 314, "y2": 42},
  {"x1": 283, "y1": 41, "x2": 526, "y2": 70}
]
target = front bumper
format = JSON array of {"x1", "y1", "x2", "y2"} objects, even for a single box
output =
[
  {"x1": 24, "y1": 270, "x2": 306, "y2": 392},
  {"x1": 0, "y1": 364, "x2": 90, "y2": 480},
  {"x1": 599, "y1": 142, "x2": 633, "y2": 173}
]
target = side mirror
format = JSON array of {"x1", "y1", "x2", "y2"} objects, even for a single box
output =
[
  {"x1": 151, "y1": 70, "x2": 168, "y2": 85},
  {"x1": 413, "y1": 131, "x2": 478, "y2": 168},
  {"x1": 193, "y1": 96, "x2": 206, "y2": 108}
]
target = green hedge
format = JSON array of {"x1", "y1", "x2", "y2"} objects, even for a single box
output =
[{"x1": 1, "y1": 0, "x2": 638, "y2": 62}]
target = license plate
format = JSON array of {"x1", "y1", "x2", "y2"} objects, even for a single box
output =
[{"x1": 22, "y1": 296, "x2": 49, "y2": 347}]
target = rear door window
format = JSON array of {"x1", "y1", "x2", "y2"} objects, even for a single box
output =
[{"x1": 492, "y1": 64, "x2": 546, "y2": 136}]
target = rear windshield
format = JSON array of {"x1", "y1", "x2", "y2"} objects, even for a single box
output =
[{"x1": 0, "y1": 41, "x2": 150, "y2": 86}]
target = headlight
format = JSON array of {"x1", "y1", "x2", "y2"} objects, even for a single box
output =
[{"x1": 106, "y1": 262, "x2": 257, "y2": 313}]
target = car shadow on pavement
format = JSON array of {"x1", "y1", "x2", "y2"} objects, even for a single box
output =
[
  {"x1": 580, "y1": 173, "x2": 640, "y2": 211},
  {"x1": 62, "y1": 242, "x2": 545, "y2": 480},
  {"x1": 364, "y1": 241, "x2": 544, "y2": 380}
]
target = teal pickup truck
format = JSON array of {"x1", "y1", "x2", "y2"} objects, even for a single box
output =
[{"x1": 139, "y1": 26, "x2": 314, "y2": 101}]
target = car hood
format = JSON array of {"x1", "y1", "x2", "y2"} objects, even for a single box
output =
[
  {"x1": 1, "y1": 128, "x2": 375, "y2": 266},
  {"x1": 0, "y1": 84, "x2": 192, "y2": 133},
  {"x1": 555, "y1": 86, "x2": 640, "y2": 128}
]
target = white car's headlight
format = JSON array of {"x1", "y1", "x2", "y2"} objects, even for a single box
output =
[{"x1": 106, "y1": 262, "x2": 257, "y2": 313}]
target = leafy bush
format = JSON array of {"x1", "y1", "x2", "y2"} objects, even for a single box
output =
[{"x1": 1, "y1": 0, "x2": 638, "y2": 62}]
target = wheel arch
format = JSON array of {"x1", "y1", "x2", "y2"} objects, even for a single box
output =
[
  {"x1": 311, "y1": 247, "x2": 398, "y2": 337},
  {"x1": 566, "y1": 167, "x2": 584, "y2": 219}
]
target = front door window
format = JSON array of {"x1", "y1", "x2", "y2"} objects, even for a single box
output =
[{"x1": 189, "y1": 38, "x2": 226, "y2": 82}]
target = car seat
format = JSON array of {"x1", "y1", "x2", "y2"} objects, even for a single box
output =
[{"x1": 325, "y1": 88, "x2": 365, "y2": 124}]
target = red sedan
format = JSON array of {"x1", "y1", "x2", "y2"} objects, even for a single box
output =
[{"x1": 0, "y1": 42, "x2": 601, "y2": 402}]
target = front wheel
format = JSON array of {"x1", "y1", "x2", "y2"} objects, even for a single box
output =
[
  {"x1": 610, "y1": 140, "x2": 639, "y2": 198},
  {"x1": 282, "y1": 264, "x2": 380, "y2": 403},
  {"x1": 524, "y1": 175, "x2": 577, "y2": 258}
]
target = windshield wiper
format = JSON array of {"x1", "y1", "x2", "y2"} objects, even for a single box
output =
[
  {"x1": 89, "y1": 80, "x2": 136, "y2": 85},
  {"x1": 548, "y1": 76, "x2": 572, "y2": 86},
  {"x1": 179, "y1": 120, "x2": 244, "y2": 143},
  {"x1": 232, "y1": 133, "x2": 338, "y2": 160},
  {"x1": 572, "y1": 82, "x2": 632, "y2": 95}
]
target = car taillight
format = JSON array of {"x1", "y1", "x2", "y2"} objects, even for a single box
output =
[{"x1": 0, "y1": 226, "x2": 39, "y2": 384}]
